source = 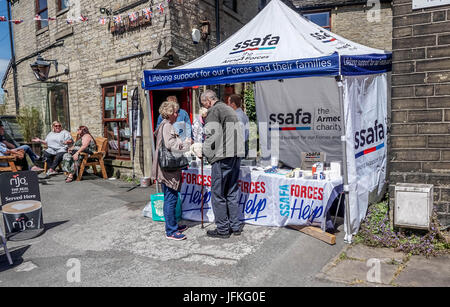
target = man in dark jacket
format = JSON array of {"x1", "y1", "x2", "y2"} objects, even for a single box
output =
[{"x1": 199, "y1": 89, "x2": 245, "y2": 238}]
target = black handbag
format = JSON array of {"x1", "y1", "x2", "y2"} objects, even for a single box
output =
[{"x1": 158, "y1": 123, "x2": 189, "y2": 171}]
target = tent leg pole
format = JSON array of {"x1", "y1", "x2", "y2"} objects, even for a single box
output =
[
  {"x1": 336, "y1": 75, "x2": 352, "y2": 244},
  {"x1": 146, "y1": 90, "x2": 159, "y2": 194}
]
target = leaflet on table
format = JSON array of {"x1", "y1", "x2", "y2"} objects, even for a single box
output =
[{"x1": 180, "y1": 167, "x2": 342, "y2": 228}]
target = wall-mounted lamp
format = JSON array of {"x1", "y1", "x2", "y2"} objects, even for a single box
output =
[
  {"x1": 192, "y1": 28, "x2": 201, "y2": 44},
  {"x1": 100, "y1": 8, "x2": 112, "y2": 15},
  {"x1": 167, "y1": 55, "x2": 175, "y2": 67},
  {"x1": 30, "y1": 54, "x2": 58, "y2": 81},
  {"x1": 200, "y1": 19, "x2": 211, "y2": 41}
]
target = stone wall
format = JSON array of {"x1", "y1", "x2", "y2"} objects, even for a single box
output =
[
  {"x1": 332, "y1": 3, "x2": 392, "y2": 51},
  {"x1": 293, "y1": 1, "x2": 392, "y2": 51},
  {"x1": 391, "y1": 0, "x2": 450, "y2": 227}
]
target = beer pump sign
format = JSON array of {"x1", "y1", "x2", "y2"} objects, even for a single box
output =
[{"x1": 0, "y1": 171, "x2": 44, "y2": 238}]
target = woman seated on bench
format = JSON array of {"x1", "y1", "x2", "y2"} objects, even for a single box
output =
[
  {"x1": 32, "y1": 121, "x2": 73, "y2": 176},
  {"x1": 62, "y1": 126, "x2": 97, "y2": 183}
]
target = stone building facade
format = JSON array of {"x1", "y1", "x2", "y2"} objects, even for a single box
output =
[
  {"x1": 292, "y1": 0, "x2": 393, "y2": 51},
  {"x1": 1, "y1": 0, "x2": 260, "y2": 178},
  {"x1": 390, "y1": 0, "x2": 450, "y2": 227}
]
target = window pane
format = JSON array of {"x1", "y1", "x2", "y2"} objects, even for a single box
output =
[
  {"x1": 40, "y1": 10, "x2": 48, "y2": 28},
  {"x1": 60, "y1": 0, "x2": 69, "y2": 10},
  {"x1": 304, "y1": 12, "x2": 330, "y2": 28},
  {"x1": 105, "y1": 122, "x2": 130, "y2": 157},
  {"x1": 223, "y1": 0, "x2": 237, "y2": 12},
  {"x1": 105, "y1": 122, "x2": 119, "y2": 154},
  {"x1": 118, "y1": 121, "x2": 131, "y2": 155},
  {"x1": 38, "y1": 0, "x2": 48, "y2": 10},
  {"x1": 104, "y1": 88, "x2": 116, "y2": 119}
]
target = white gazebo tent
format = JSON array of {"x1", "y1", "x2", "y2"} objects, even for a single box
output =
[{"x1": 142, "y1": 0, "x2": 392, "y2": 242}]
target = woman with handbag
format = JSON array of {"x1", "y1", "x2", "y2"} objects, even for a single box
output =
[{"x1": 152, "y1": 100, "x2": 192, "y2": 241}]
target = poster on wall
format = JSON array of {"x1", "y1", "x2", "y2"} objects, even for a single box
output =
[
  {"x1": 122, "y1": 85, "x2": 128, "y2": 99},
  {"x1": 255, "y1": 77, "x2": 342, "y2": 168},
  {"x1": 412, "y1": 0, "x2": 450, "y2": 9}
]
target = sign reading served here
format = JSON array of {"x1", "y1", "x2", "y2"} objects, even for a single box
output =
[{"x1": 412, "y1": 0, "x2": 450, "y2": 9}]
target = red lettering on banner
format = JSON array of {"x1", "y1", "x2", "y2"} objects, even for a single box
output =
[
  {"x1": 238, "y1": 180, "x2": 266, "y2": 194},
  {"x1": 183, "y1": 173, "x2": 212, "y2": 187},
  {"x1": 291, "y1": 184, "x2": 325, "y2": 201}
]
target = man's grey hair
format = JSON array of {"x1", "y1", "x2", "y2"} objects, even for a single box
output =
[{"x1": 201, "y1": 89, "x2": 218, "y2": 102}]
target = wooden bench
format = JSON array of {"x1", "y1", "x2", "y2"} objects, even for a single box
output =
[
  {"x1": 77, "y1": 137, "x2": 108, "y2": 181},
  {"x1": 0, "y1": 155, "x2": 22, "y2": 172}
]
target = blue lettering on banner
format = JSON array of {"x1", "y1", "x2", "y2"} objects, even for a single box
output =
[
  {"x1": 279, "y1": 185, "x2": 290, "y2": 217},
  {"x1": 290, "y1": 199, "x2": 324, "y2": 222},
  {"x1": 142, "y1": 54, "x2": 340, "y2": 90},
  {"x1": 180, "y1": 185, "x2": 212, "y2": 212},
  {"x1": 238, "y1": 194, "x2": 267, "y2": 222},
  {"x1": 341, "y1": 53, "x2": 392, "y2": 76}
]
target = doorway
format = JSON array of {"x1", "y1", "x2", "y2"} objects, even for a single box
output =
[{"x1": 150, "y1": 88, "x2": 192, "y2": 131}]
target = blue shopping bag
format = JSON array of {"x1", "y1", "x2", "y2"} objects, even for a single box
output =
[{"x1": 150, "y1": 193, "x2": 182, "y2": 222}]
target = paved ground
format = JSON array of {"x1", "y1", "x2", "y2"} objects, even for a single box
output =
[
  {"x1": 1, "y1": 174, "x2": 448, "y2": 287},
  {"x1": 0, "y1": 173, "x2": 348, "y2": 287},
  {"x1": 317, "y1": 237, "x2": 450, "y2": 287}
]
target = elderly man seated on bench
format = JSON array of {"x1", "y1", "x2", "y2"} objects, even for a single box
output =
[
  {"x1": 0, "y1": 121, "x2": 40, "y2": 171},
  {"x1": 0, "y1": 138, "x2": 28, "y2": 170}
]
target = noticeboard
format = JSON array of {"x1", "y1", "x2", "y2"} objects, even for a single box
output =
[{"x1": 412, "y1": 0, "x2": 450, "y2": 10}]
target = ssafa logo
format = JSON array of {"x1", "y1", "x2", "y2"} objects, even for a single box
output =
[
  {"x1": 10, "y1": 174, "x2": 28, "y2": 188},
  {"x1": 269, "y1": 109, "x2": 312, "y2": 131},
  {"x1": 310, "y1": 30, "x2": 357, "y2": 50},
  {"x1": 230, "y1": 34, "x2": 280, "y2": 55},
  {"x1": 354, "y1": 120, "x2": 385, "y2": 159}
]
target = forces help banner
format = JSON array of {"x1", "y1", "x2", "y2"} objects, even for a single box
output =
[
  {"x1": 255, "y1": 77, "x2": 343, "y2": 168},
  {"x1": 180, "y1": 167, "x2": 342, "y2": 229},
  {"x1": 343, "y1": 74, "x2": 388, "y2": 241}
]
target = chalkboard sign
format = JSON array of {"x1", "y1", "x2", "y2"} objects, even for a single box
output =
[{"x1": 0, "y1": 171, "x2": 44, "y2": 240}]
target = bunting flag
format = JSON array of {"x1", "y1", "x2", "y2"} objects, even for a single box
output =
[
  {"x1": 114, "y1": 15, "x2": 122, "y2": 24},
  {"x1": 0, "y1": 0, "x2": 174, "y2": 26},
  {"x1": 128, "y1": 12, "x2": 138, "y2": 22},
  {"x1": 34, "y1": 15, "x2": 57, "y2": 21},
  {"x1": 143, "y1": 8, "x2": 153, "y2": 19}
]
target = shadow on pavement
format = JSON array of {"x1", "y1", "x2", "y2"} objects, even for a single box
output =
[
  {"x1": 42, "y1": 220, "x2": 69, "y2": 235},
  {"x1": 0, "y1": 245, "x2": 30, "y2": 272}
]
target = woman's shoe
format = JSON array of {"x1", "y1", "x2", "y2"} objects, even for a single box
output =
[
  {"x1": 166, "y1": 232, "x2": 186, "y2": 241},
  {"x1": 31, "y1": 165, "x2": 44, "y2": 172},
  {"x1": 65, "y1": 175, "x2": 74, "y2": 183}
]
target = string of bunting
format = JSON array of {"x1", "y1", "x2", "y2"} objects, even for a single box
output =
[{"x1": 0, "y1": 0, "x2": 177, "y2": 26}]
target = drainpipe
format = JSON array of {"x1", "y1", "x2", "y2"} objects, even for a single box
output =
[
  {"x1": 6, "y1": 0, "x2": 20, "y2": 115},
  {"x1": 215, "y1": 0, "x2": 220, "y2": 44}
]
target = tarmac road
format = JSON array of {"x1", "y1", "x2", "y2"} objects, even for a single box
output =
[{"x1": 0, "y1": 174, "x2": 347, "y2": 287}]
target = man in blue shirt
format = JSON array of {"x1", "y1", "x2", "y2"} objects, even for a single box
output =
[{"x1": 156, "y1": 96, "x2": 192, "y2": 141}]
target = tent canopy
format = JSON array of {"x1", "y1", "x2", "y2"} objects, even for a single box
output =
[{"x1": 142, "y1": 0, "x2": 391, "y2": 90}]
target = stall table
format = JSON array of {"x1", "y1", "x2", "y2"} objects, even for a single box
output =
[{"x1": 180, "y1": 166, "x2": 343, "y2": 231}]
